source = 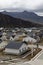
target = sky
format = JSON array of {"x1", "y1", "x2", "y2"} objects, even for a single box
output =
[{"x1": 0, "y1": 0, "x2": 43, "y2": 16}]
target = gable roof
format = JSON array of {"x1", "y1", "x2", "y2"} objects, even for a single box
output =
[
  {"x1": 7, "y1": 32, "x2": 14, "y2": 36},
  {"x1": 0, "y1": 32, "x2": 3, "y2": 35},
  {"x1": 5, "y1": 41, "x2": 25, "y2": 49}
]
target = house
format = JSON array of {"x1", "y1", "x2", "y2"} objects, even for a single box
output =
[
  {"x1": 7, "y1": 31, "x2": 16, "y2": 41},
  {"x1": 10, "y1": 35, "x2": 15, "y2": 41},
  {"x1": 0, "y1": 27, "x2": 3, "y2": 31},
  {"x1": 11, "y1": 33, "x2": 26, "y2": 41},
  {"x1": 12, "y1": 30, "x2": 16, "y2": 33},
  {"x1": 1, "y1": 33, "x2": 7, "y2": 41},
  {"x1": 10, "y1": 35, "x2": 19, "y2": 41},
  {"x1": 4, "y1": 41, "x2": 28, "y2": 55},
  {"x1": 27, "y1": 32, "x2": 35, "y2": 37},
  {"x1": 0, "y1": 41, "x2": 8, "y2": 51},
  {"x1": 14, "y1": 28, "x2": 20, "y2": 32},
  {"x1": 7, "y1": 31, "x2": 14, "y2": 37},
  {"x1": 16, "y1": 32, "x2": 26, "y2": 36},
  {"x1": 24, "y1": 28, "x2": 32, "y2": 32},
  {"x1": 23, "y1": 36, "x2": 37, "y2": 43}
]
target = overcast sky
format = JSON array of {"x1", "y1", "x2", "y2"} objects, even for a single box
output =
[{"x1": 0, "y1": 0, "x2": 43, "y2": 16}]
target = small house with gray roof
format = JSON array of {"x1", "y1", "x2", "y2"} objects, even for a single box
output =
[{"x1": 4, "y1": 41, "x2": 28, "y2": 55}]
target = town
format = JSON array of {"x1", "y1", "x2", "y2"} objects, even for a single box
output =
[{"x1": 0, "y1": 27, "x2": 43, "y2": 65}]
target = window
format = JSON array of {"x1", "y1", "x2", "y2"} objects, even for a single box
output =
[
  {"x1": 25, "y1": 47, "x2": 26, "y2": 50},
  {"x1": 22, "y1": 48, "x2": 26, "y2": 51}
]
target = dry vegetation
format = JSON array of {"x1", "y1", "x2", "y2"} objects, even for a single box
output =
[
  {"x1": 21, "y1": 48, "x2": 42, "y2": 61},
  {"x1": 39, "y1": 38, "x2": 43, "y2": 45}
]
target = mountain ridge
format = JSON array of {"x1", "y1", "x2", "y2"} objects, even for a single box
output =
[
  {"x1": 1, "y1": 11, "x2": 43, "y2": 24},
  {"x1": 0, "y1": 12, "x2": 43, "y2": 27}
]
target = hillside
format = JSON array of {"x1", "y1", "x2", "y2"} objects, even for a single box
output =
[
  {"x1": 2, "y1": 11, "x2": 43, "y2": 24},
  {"x1": 0, "y1": 13, "x2": 43, "y2": 28}
]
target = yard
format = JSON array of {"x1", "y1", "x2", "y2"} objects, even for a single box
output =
[{"x1": 0, "y1": 48, "x2": 42, "y2": 62}]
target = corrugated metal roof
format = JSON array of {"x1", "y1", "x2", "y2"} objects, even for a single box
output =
[{"x1": 5, "y1": 41, "x2": 24, "y2": 49}]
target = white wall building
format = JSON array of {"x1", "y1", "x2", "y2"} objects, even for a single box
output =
[
  {"x1": 0, "y1": 41, "x2": 8, "y2": 50},
  {"x1": 4, "y1": 41, "x2": 28, "y2": 55},
  {"x1": 23, "y1": 36, "x2": 37, "y2": 43}
]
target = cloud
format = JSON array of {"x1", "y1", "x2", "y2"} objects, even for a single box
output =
[
  {"x1": 35, "y1": 12, "x2": 43, "y2": 16},
  {"x1": 0, "y1": 0, "x2": 43, "y2": 13}
]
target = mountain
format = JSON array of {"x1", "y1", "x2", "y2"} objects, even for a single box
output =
[
  {"x1": 2, "y1": 11, "x2": 43, "y2": 24},
  {"x1": 0, "y1": 13, "x2": 42, "y2": 28}
]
